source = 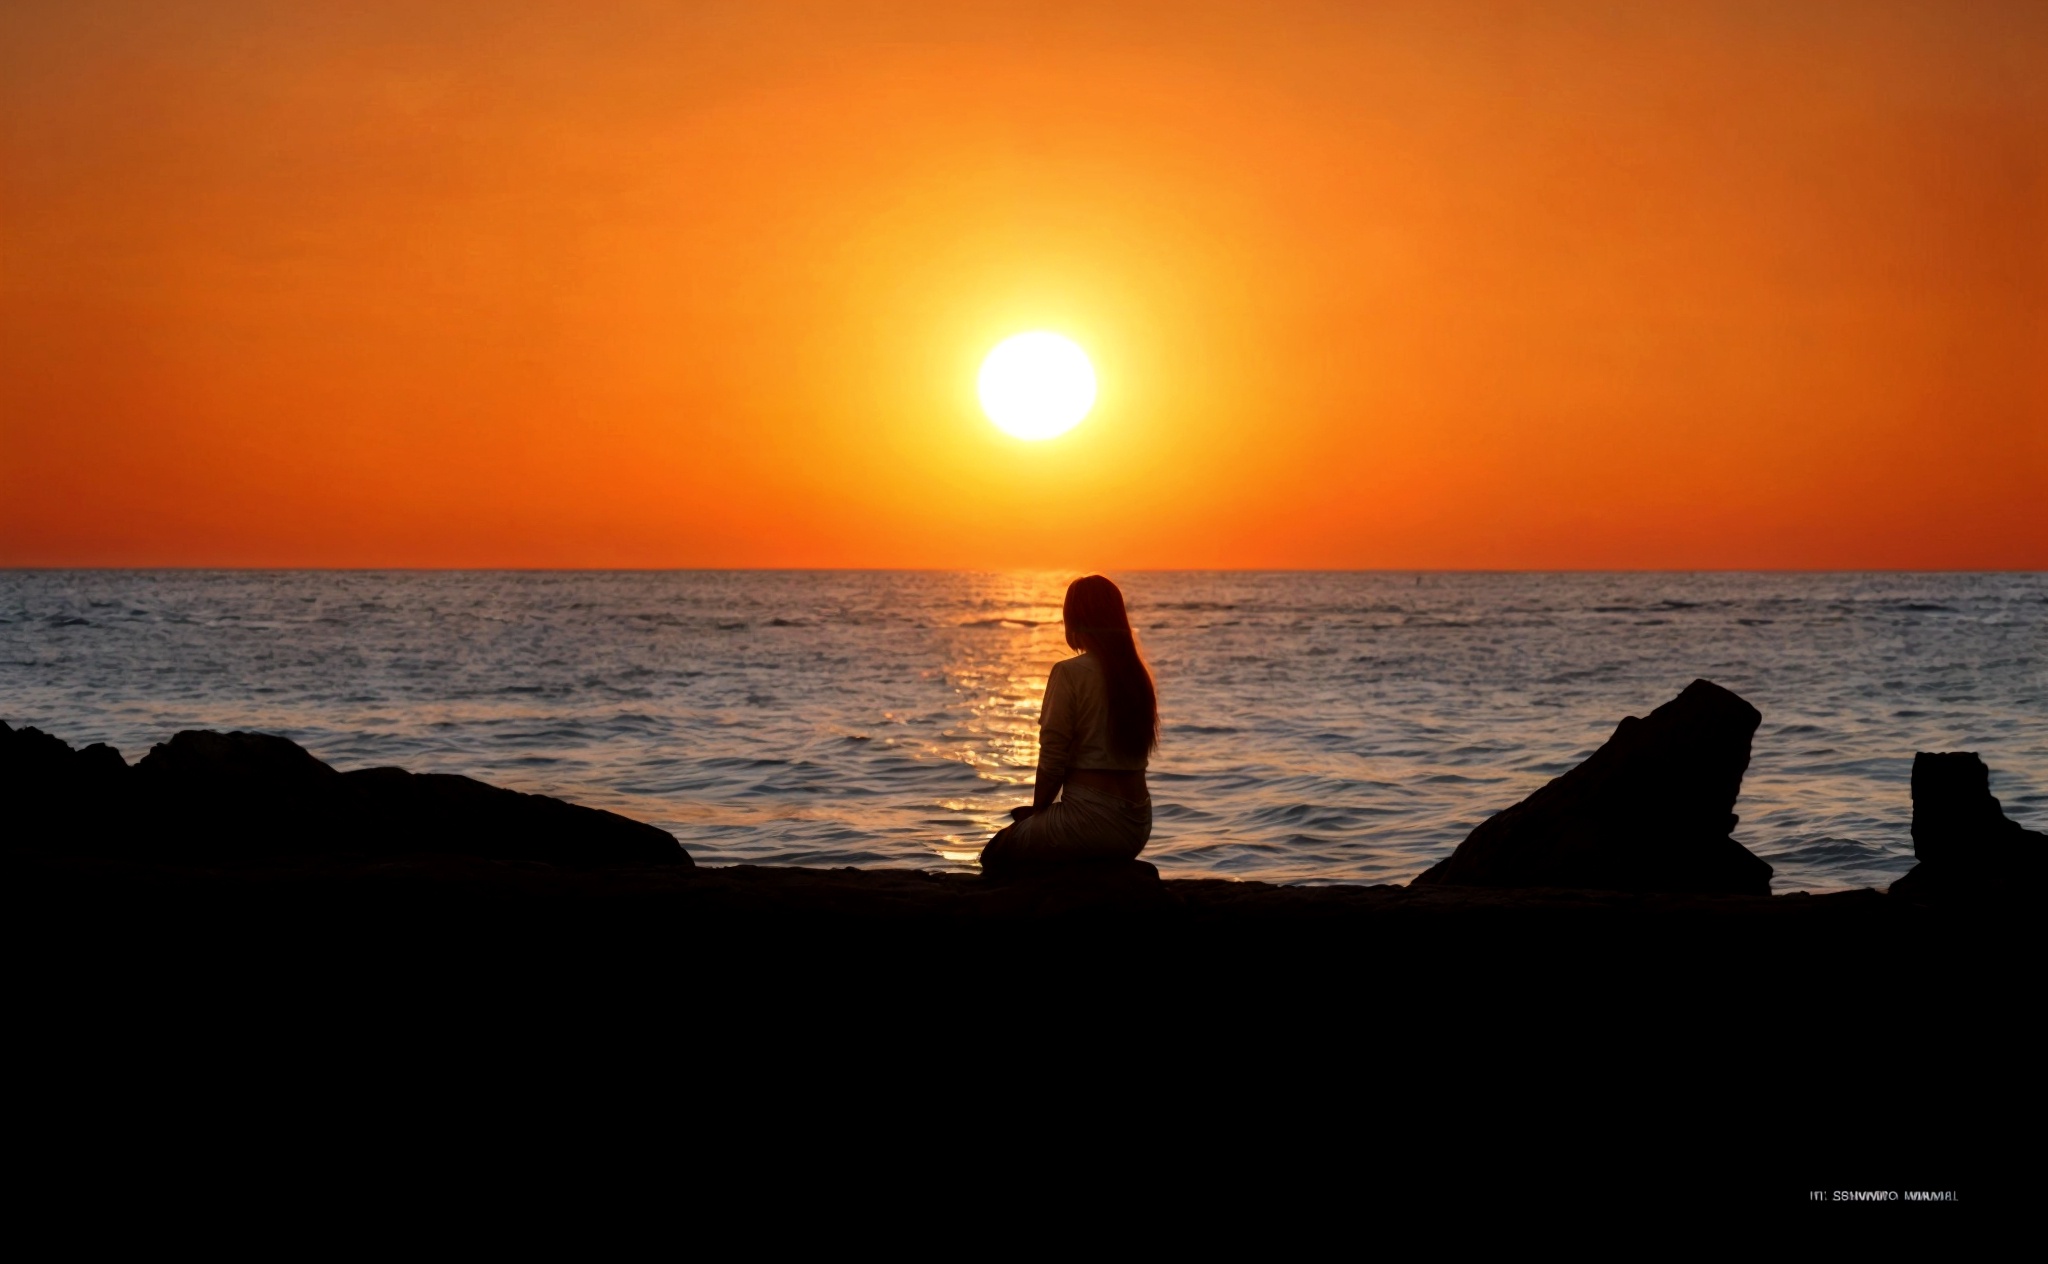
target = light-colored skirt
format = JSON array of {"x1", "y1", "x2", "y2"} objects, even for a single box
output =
[{"x1": 980, "y1": 783, "x2": 1152, "y2": 873}]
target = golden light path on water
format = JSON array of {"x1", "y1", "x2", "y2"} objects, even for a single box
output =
[
  {"x1": 926, "y1": 574, "x2": 1075, "y2": 863},
  {"x1": 638, "y1": 571, "x2": 1076, "y2": 868}
]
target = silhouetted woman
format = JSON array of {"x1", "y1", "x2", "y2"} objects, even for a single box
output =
[{"x1": 980, "y1": 575, "x2": 1158, "y2": 875}]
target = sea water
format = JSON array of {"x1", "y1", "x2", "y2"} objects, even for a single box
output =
[{"x1": 1, "y1": 570, "x2": 2041, "y2": 892}]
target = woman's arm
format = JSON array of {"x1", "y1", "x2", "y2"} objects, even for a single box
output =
[
  {"x1": 1028, "y1": 762, "x2": 1066, "y2": 814},
  {"x1": 1030, "y1": 661, "x2": 1074, "y2": 813}
]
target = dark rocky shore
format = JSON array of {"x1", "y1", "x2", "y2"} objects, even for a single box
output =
[{"x1": 5, "y1": 685, "x2": 2037, "y2": 1198}]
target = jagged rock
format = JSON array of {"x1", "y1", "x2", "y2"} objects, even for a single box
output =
[
  {"x1": 1411, "y1": 680, "x2": 1772, "y2": 895},
  {"x1": 1, "y1": 721, "x2": 130, "y2": 789},
  {"x1": 5, "y1": 724, "x2": 689, "y2": 867},
  {"x1": 1, "y1": 721, "x2": 134, "y2": 846},
  {"x1": 1888, "y1": 752, "x2": 2044, "y2": 902},
  {"x1": 131, "y1": 731, "x2": 340, "y2": 856},
  {"x1": 136, "y1": 729, "x2": 339, "y2": 793}
]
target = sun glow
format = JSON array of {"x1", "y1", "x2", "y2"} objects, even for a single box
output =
[{"x1": 977, "y1": 333, "x2": 1098, "y2": 440}]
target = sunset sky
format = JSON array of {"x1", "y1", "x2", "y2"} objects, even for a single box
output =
[{"x1": 3, "y1": 1, "x2": 2043, "y2": 569}]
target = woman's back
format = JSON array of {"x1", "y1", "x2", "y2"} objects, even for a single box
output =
[{"x1": 1041, "y1": 653, "x2": 1148, "y2": 774}]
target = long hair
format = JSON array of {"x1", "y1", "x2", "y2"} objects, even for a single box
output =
[{"x1": 1063, "y1": 575, "x2": 1158, "y2": 761}]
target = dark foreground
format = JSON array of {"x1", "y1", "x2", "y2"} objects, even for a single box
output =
[
  {"x1": 5, "y1": 715, "x2": 2018, "y2": 1207},
  {"x1": 6, "y1": 845, "x2": 2021, "y2": 1206}
]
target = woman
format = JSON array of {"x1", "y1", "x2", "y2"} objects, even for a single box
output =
[{"x1": 980, "y1": 574, "x2": 1158, "y2": 876}]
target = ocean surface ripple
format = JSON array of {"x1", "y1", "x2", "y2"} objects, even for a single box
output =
[{"x1": 2, "y1": 570, "x2": 2041, "y2": 892}]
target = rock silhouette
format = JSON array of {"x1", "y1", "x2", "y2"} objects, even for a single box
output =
[
  {"x1": 976, "y1": 858, "x2": 1172, "y2": 915},
  {"x1": 330, "y1": 764, "x2": 689, "y2": 867},
  {"x1": 1888, "y1": 752, "x2": 2044, "y2": 902},
  {"x1": 2, "y1": 722, "x2": 689, "y2": 867},
  {"x1": 1, "y1": 721, "x2": 136, "y2": 845},
  {"x1": 1411, "y1": 679, "x2": 1772, "y2": 895}
]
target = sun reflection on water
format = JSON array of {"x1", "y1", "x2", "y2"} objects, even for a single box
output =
[{"x1": 919, "y1": 576, "x2": 1078, "y2": 866}]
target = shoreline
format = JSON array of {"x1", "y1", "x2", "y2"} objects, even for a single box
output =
[{"x1": 6, "y1": 821, "x2": 1968, "y2": 969}]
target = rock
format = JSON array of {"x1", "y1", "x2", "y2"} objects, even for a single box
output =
[
  {"x1": 1411, "y1": 679, "x2": 1772, "y2": 895},
  {"x1": 1888, "y1": 752, "x2": 2045, "y2": 902},
  {"x1": 132, "y1": 730, "x2": 342, "y2": 856},
  {"x1": 335, "y1": 765, "x2": 687, "y2": 867},
  {"x1": 136, "y1": 729, "x2": 339, "y2": 794},
  {"x1": 75, "y1": 742, "x2": 130, "y2": 781},
  {"x1": 1, "y1": 721, "x2": 130, "y2": 789},
  {"x1": 6, "y1": 724, "x2": 689, "y2": 867},
  {"x1": 975, "y1": 859, "x2": 1173, "y2": 917},
  {"x1": 1, "y1": 721, "x2": 134, "y2": 847}
]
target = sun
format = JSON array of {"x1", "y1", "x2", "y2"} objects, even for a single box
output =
[{"x1": 977, "y1": 332, "x2": 1097, "y2": 440}]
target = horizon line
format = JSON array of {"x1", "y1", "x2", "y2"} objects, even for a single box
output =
[{"x1": 4, "y1": 565, "x2": 2043, "y2": 576}]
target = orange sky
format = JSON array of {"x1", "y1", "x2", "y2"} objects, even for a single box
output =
[{"x1": 3, "y1": 0, "x2": 2043, "y2": 568}]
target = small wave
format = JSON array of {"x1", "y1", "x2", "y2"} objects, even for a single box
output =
[
  {"x1": 1757, "y1": 837, "x2": 1912, "y2": 882},
  {"x1": 702, "y1": 755, "x2": 792, "y2": 770},
  {"x1": 1762, "y1": 836, "x2": 1877, "y2": 859},
  {"x1": 1245, "y1": 803, "x2": 1377, "y2": 830}
]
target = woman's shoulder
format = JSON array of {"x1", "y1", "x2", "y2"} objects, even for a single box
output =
[
  {"x1": 1054, "y1": 654, "x2": 1108, "y2": 703},
  {"x1": 1052, "y1": 652, "x2": 1103, "y2": 680}
]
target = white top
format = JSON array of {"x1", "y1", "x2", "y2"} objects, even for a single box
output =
[{"x1": 1038, "y1": 652, "x2": 1149, "y2": 777}]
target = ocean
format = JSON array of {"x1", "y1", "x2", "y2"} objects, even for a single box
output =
[{"x1": 2, "y1": 570, "x2": 2041, "y2": 892}]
